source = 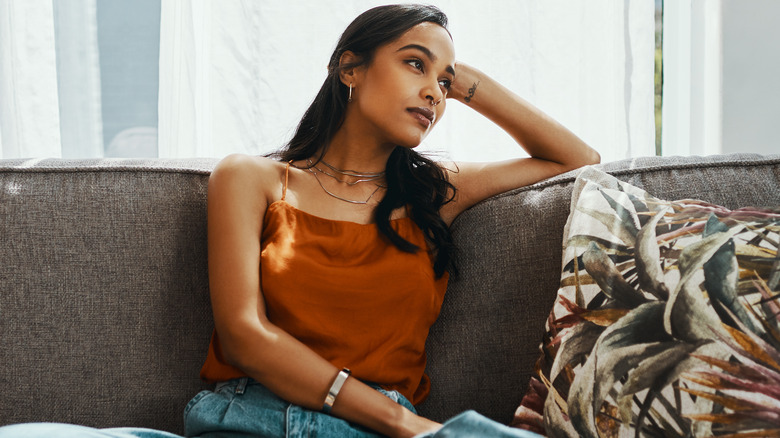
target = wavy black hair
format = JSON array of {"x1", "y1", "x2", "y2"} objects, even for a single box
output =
[{"x1": 271, "y1": 4, "x2": 457, "y2": 277}]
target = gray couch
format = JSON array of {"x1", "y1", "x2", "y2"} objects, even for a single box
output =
[{"x1": 1, "y1": 153, "x2": 778, "y2": 435}]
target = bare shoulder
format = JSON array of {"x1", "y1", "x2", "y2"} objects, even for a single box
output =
[
  {"x1": 211, "y1": 153, "x2": 282, "y2": 183},
  {"x1": 209, "y1": 154, "x2": 286, "y2": 209}
]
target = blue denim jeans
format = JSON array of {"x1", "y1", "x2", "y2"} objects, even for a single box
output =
[
  {"x1": 0, "y1": 423, "x2": 181, "y2": 438},
  {"x1": 415, "y1": 411, "x2": 543, "y2": 438},
  {"x1": 0, "y1": 378, "x2": 543, "y2": 437},
  {"x1": 185, "y1": 378, "x2": 542, "y2": 438},
  {"x1": 184, "y1": 377, "x2": 413, "y2": 437}
]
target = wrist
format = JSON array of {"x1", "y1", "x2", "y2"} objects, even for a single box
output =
[
  {"x1": 449, "y1": 62, "x2": 484, "y2": 104},
  {"x1": 322, "y1": 368, "x2": 351, "y2": 413},
  {"x1": 392, "y1": 409, "x2": 441, "y2": 438}
]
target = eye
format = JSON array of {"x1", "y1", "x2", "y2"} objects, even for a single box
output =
[
  {"x1": 406, "y1": 59, "x2": 424, "y2": 72},
  {"x1": 438, "y1": 79, "x2": 452, "y2": 90}
]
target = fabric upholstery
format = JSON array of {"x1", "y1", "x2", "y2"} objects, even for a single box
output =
[
  {"x1": 0, "y1": 154, "x2": 779, "y2": 433},
  {"x1": 0, "y1": 159, "x2": 216, "y2": 432}
]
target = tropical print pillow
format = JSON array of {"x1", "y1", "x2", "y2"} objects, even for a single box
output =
[{"x1": 512, "y1": 167, "x2": 780, "y2": 437}]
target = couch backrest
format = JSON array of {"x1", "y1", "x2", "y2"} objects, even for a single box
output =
[
  {"x1": 0, "y1": 159, "x2": 216, "y2": 432},
  {"x1": 1, "y1": 154, "x2": 778, "y2": 433}
]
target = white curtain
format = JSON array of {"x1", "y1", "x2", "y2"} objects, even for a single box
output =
[
  {"x1": 662, "y1": 0, "x2": 722, "y2": 157},
  {"x1": 158, "y1": 0, "x2": 656, "y2": 162},
  {"x1": 427, "y1": 0, "x2": 656, "y2": 163},
  {"x1": 0, "y1": 0, "x2": 102, "y2": 159},
  {"x1": 52, "y1": 0, "x2": 103, "y2": 158},
  {"x1": 0, "y1": 0, "x2": 61, "y2": 158},
  {"x1": 158, "y1": 0, "x2": 267, "y2": 158},
  {"x1": 1, "y1": 1, "x2": 654, "y2": 162}
]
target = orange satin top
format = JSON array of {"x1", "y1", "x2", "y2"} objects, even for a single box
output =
[{"x1": 200, "y1": 163, "x2": 449, "y2": 405}]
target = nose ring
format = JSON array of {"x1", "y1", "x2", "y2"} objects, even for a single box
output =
[{"x1": 431, "y1": 99, "x2": 441, "y2": 107}]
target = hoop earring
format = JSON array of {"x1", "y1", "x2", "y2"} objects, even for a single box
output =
[{"x1": 348, "y1": 83, "x2": 353, "y2": 102}]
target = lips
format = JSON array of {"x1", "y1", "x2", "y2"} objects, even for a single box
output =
[{"x1": 407, "y1": 107, "x2": 435, "y2": 128}]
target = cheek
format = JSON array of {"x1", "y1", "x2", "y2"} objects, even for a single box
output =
[
  {"x1": 358, "y1": 78, "x2": 405, "y2": 120},
  {"x1": 361, "y1": 70, "x2": 397, "y2": 99},
  {"x1": 356, "y1": 81, "x2": 394, "y2": 119}
]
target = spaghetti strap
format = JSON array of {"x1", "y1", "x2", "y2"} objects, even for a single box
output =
[{"x1": 282, "y1": 161, "x2": 291, "y2": 201}]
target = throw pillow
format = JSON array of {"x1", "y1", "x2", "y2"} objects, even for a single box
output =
[{"x1": 512, "y1": 167, "x2": 780, "y2": 437}]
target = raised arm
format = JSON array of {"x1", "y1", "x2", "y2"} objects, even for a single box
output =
[
  {"x1": 439, "y1": 62, "x2": 600, "y2": 224},
  {"x1": 207, "y1": 154, "x2": 440, "y2": 438}
]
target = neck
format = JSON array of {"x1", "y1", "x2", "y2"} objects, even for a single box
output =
[{"x1": 318, "y1": 115, "x2": 396, "y2": 174}]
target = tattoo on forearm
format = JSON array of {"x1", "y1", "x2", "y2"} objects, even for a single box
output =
[{"x1": 464, "y1": 81, "x2": 480, "y2": 103}]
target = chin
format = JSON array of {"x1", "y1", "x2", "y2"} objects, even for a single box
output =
[{"x1": 394, "y1": 133, "x2": 428, "y2": 149}]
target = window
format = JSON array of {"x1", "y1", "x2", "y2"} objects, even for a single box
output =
[
  {"x1": 53, "y1": 0, "x2": 160, "y2": 158},
  {"x1": 658, "y1": 0, "x2": 779, "y2": 156}
]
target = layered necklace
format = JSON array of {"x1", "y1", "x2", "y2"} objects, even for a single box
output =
[{"x1": 305, "y1": 159, "x2": 387, "y2": 205}]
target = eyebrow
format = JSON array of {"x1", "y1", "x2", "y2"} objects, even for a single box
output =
[{"x1": 397, "y1": 44, "x2": 456, "y2": 76}]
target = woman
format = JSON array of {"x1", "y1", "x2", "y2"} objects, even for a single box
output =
[
  {"x1": 189, "y1": 4, "x2": 597, "y2": 437},
  {"x1": 0, "y1": 4, "x2": 598, "y2": 438}
]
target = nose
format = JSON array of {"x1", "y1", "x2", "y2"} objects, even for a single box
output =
[{"x1": 423, "y1": 79, "x2": 444, "y2": 107}]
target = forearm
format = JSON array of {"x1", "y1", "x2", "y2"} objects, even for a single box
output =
[
  {"x1": 450, "y1": 62, "x2": 599, "y2": 167},
  {"x1": 222, "y1": 322, "x2": 438, "y2": 438}
]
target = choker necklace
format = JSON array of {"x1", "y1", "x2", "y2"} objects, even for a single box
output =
[
  {"x1": 305, "y1": 159, "x2": 386, "y2": 205},
  {"x1": 312, "y1": 161, "x2": 385, "y2": 186},
  {"x1": 320, "y1": 159, "x2": 385, "y2": 179}
]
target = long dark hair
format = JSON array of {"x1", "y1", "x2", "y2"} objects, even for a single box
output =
[{"x1": 271, "y1": 4, "x2": 457, "y2": 277}]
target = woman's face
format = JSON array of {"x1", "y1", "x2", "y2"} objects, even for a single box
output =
[{"x1": 348, "y1": 22, "x2": 455, "y2": 149}]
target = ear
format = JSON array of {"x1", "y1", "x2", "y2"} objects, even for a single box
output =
[{"x1": 338, "y1": 51, "x2": 362, "y2": 87}]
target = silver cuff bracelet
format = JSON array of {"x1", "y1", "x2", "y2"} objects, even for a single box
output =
[{"x1": 322, "y1": 368, "x2": 351, "y2": 413}]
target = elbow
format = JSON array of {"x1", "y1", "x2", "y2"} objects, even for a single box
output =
[
  {"x1": 217, "y1": 322, "x2": 272, "y2": 375},
  {"x1": 573, "y1": 144, "x2": 600, "y2": 168},
  {"x1": 587, "y1": 148, "x2": 601, "y2": 165},
  {"x1": 219, "y1": 333, "x2": 249, "y2": 371},
  {"x1": 221, "y1": 341, "x2": 249, "y2": 372},
  {"x1": 559, "y1": 147, "x2": 600, "y2": 173},
  {"x1": 553, "y1": 138, "x2": 601, "y2": 171}
]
